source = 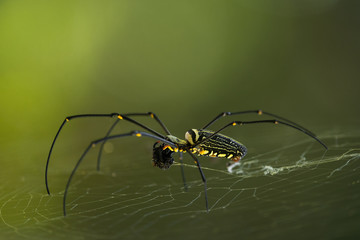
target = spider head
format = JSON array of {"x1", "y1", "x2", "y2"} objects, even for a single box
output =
[{"x1": 152, "y1": 142, "x2": 175, "y2": 170}]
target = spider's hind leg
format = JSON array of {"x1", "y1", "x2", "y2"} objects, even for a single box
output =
[{"x1": 202, "y1": 110, "x2": 316, "y2": 136}]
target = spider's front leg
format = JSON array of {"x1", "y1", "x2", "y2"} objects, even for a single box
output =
[{"x1": 62, "y1": 131, "x2": 176, "y2": 216}]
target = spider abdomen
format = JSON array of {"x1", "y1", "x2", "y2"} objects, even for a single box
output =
[{"x1": 186, "y1": 129, "x2": 247, "y2": 162}]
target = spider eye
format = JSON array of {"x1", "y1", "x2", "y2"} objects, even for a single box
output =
[{"x1": 152, "y1": 143, "x2": 174, "y2": 170}]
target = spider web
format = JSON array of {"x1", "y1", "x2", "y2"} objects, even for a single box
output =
[{"x1": 0, "y1": 133, "x2": 359, "y2": 240}]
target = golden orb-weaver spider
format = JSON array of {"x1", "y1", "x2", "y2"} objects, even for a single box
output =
[{"x1": 45, "y1": 110, "x2": 328, "y2": 216}]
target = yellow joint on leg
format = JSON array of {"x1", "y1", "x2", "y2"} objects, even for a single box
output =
[
  {"x1": 232, "y1": 122, "x2": 237, "y2": 126},
  {"x1": 162, "y1": 145, "x2": 178, "y2": 152},
  {"x1": 274, "y1": 121, "x2": 279, "y2": 125},
  {"x1": 163, "y1": 145, "x2": 171, "y2": 151},
  {"x1": 163, "y1": 145, "x2": 174, "y2": 151},
  {"x1": 118, "y1": 115, "x2": 123, "y2": 120},
  {"x1": 65, "y1": 118, "x2": 69, "y2": 122},
  {"x1": 135, "y1": 133, "x2": 142, "y2": 137},
  {"x1": 150, "y1": 113, "x2": 154, "y2": 118},
  {"x1": 258, "y1": 110, "x2": 263, "y2": 115}
]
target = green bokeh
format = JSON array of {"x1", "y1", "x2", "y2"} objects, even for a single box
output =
[{"x1": 0, "y1": 1, "x2": 359, "y2": 239}]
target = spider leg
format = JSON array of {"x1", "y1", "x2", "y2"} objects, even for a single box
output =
[
  {"x1": 46, "y1": 113, "x2": 168, "y2": 195},
  {"x1": 195, "y1": 119, "x2": 328, "y2": 150},
  {"x1": 178, "y1": 151, "x2": 188, "y2": 191},
  {"x1": 187, "y1": 151, "x2": 208, "y2": 212},
  {"x1": 63, "y1": 130, "x2": 176, "y2": 216},
  {"x1": 97, "y1": 118, "x2": 120, "y2": 171},
  {"x1": 202, "y1": 110, "x2": 316, "y2": 136},
  {"x1": 97, "y1": 112, "x2": 171, "y2": 171}
]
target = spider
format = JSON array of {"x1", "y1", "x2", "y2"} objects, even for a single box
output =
[{"x1": 45, "y1": 110, "x2": 328, "y2": 216}]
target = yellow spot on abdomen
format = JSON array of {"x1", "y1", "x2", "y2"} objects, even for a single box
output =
[
  {"x1": 199, "y1": 149, "x2": 208, "y2": 155},
  {"x1": 209, "y1": 151, "x2": 217, "y2": 157}
]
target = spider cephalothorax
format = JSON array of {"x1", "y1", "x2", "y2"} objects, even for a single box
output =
[{"x1": 152, "y1": 142, "x2": 175, "y2": 169}]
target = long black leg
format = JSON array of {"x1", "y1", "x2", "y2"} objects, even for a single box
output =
[
  {"x1": 63, "y1": 130, "x2": 176, "y2": 216},
  {"x1": 46, "y1": 113, "x2": 168, "y2": 195},
  {"x1": 96, "y1": 113, "x2": 190, "y2": 195},
  {"x1": 123, "y1": 112, "x2": 171, "y2": 135},
  {"x1": 97, "y1": 118, "x2": 120, "y2": 171},
  {"x1": 178, "y1": 151, "x2": 188, "y2": 191},
  {"x1": 202, "y1": 110, "x2": 316, "y2": 136},
  {"x1": 187, "y1": 151, "x2": 208, "y2": 212},
  {"x1": 97, "y1": 112, "x2": 171, "y2": 171},
  {"x1": 195, "y1": 120, "x2": 328, "y2": 150}
]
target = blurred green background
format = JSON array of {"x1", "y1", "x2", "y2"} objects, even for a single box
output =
[{"x1": 0, "y1": 1, "x2": 359, "y2": 239}]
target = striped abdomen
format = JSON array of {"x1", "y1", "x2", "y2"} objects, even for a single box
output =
[{"x1": 185, "y1": 129, "x2": 247, "y2": 162}]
